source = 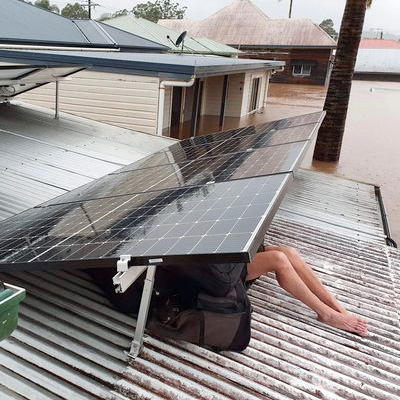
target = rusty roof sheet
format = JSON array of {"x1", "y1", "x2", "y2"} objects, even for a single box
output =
[
  {"x1": 360, "y1": 39, "x2": 400, "y2": 49},
  {"x1": 1, "y1": 164, "x2": 400, "y2": 399},
  {"x1": 159, "y1": 0, "x2": 336, "y2": 48},
  {"x1": 0, "y1": 99, "x2": 397, "y2": 400}
]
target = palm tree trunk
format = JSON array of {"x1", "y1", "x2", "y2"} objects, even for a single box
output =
[{"x1": 313, "y1": 0, "x2": 368, "y2": 161}]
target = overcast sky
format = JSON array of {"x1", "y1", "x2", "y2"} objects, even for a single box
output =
[{"x1": 52, "y1": 0, "x2": 400, "y2": 34}]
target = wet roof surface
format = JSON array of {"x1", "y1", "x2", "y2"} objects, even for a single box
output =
[{"x1": 0, "y1": 102, "x2": 399, "y2": 399}]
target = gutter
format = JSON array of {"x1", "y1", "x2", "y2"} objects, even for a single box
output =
[
  {"x1": 0, "y1": 44, "x2": 120, "y2": 52},
  {"x1": 157, "y1": 76, "x2": 196, "y2": 136},
  {"x1": 374, "y1": 185, "x2": 397, "y2": 247}
]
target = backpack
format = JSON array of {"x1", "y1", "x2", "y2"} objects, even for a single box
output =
[
  {"x1": 147, "y1": 265, "x2": 252, "y2": 352},
  {"x1": 86, "y1": 262, "x2": 253, "y2": 351}
]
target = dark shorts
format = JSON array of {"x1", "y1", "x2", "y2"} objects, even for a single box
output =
[{"x1": 166, "y1": 262, "x2": 247, "y2": 297}]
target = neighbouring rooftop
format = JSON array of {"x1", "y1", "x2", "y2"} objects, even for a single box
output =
[
  {"x1": 103, "y1": 15, "x2": 240, "y2": 56},
  {"x1": 356, "y1": 41, "x2": 400, "y2": 75},
  {"x1": 0, "y1": 101, "x2": 399, "y2": 399},
  {"x1": 360, "y1": 39, "x2": 400, "y2": 49},
  {"x1": 1, "y1": 0, "x2": 167, "y2": 51},
  {"x1": 158, "y1": 0, "x2": 336, "y2": 48}
]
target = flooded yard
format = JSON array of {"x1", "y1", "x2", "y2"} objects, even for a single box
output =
[
  {"x1": 186, "y1": 81, "x2": 400, "y2": 243},
  {"x1": 268, "y1": 81, "x2": 400, "y2": 244}
]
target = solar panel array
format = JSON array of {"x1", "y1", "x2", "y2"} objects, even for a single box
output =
[{"x1": 0, "y1": 112, "x2": 324, "y2": 271}]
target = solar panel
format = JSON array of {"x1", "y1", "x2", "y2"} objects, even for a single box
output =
[
  {"x1": 40, "y1": 141, "x2": 308, "y2": 205},
  {"x1": 118, "y1": 118, "x2": 319, "y2": 173},
  {"x1": 0, "y1": 111, "x2": 325, "y2": 272},
  {"x1": 0, "y1": 174, "x2": 292, "y2": 270},
  {"x1": 0, "y1": 65, "x2": 84, "y2": 99}
]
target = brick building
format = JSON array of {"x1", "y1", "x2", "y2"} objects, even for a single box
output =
[{"x1": 159, "y1": 0, "x2": 337, "y2": 85}]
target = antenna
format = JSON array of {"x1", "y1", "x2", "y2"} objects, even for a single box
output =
[
  {"x1": 169, "y1": 31, "x2": 187, "y2": 54},
  {"x1": 176, "y1": 31, "x2": 187, "y2": 47}
]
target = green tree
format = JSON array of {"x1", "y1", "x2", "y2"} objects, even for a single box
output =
[
  {"x1": 314, "y1": 0, "x2": 372, "y2": 162},
  {"x1": 61, "y1": 3, "x2": 89, "y2": 19},
  {"x1": 319, "y1": 19, "x2": 338, "y2": 39},
  {"x1": 34, "y1": 0, "x2": 59, "y2": 13},
  {"x1": 132, "y1": 0, "x2": 187, "y2": 23},
  {"x1": 98, "y1": 9, "x2": 130, "y2": 21}
]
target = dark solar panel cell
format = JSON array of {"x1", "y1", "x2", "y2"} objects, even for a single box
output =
[
  {"x1": 273, "y1": 111, "x2": 323, "y2": 129},
  {"x1": 38, "y1": 141, "x2": 307, "y2": 205},
  {"x1": 116, "y1": 114, "x2": 322, "y2": 174},
  {"x1": 0, "y1": 174, "x2": 292, "y2": 270}
]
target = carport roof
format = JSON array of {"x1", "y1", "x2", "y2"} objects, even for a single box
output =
[{"x1": 0, "y1": 49, "x2": 284, "y2": 79}]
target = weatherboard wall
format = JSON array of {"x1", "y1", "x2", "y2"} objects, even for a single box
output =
[
  {"x1": 202, "y1": 71, "x2": 269, "y2": 118},
  {"x1": 18, "y1": 69, "x2": 272, "y2": 136},
  {"x1": 17, "y1": 70, "x2": 160, "y2": 135}
]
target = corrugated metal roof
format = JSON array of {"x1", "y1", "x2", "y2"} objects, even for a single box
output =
[
  {"x1": 103, "y1": 16, "x2": 240, "y2": 56},
  {"x1": 0, "y1": 0, "x2": 166, "y2": 51},
  {"x1": 0, "y1": 104, "x2": 399, "y2": 399},
  {"x1": 0, "y1": 100, "x2": 173, "y2": 220},
  {"x1": 1, "y1": 163, "x2": 400, "y2": 399},
  {"x1": 159, "y1": 0, "x2": 336, "y2": 48},
  {"x1": 0, "y1": 49, "x2": 284, "y2": 79},
  {"x1": 356, "y1": 48, "x2": 400, "y2": 74},
  {"x1": 360, "y1": 39, "x2": 400, "y2": 49}
]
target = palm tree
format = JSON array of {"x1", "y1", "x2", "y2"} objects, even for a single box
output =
[{"x1": 313, "y1": 0, "x2": 372, "y2": 162}]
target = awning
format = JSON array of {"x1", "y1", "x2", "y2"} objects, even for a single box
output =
[{"x1": 0, "y1": 49, "x2": 285, "y2": 79}]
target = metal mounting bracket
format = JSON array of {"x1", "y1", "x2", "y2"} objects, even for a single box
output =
[
  {"x1": 112, "y1": 256, "x2": 160, "y2": 359},
  {"x1": 112, "y1": 255, "x2": 147, "y2": 294},
  {"x1": 128, "y1": 264, "x2": 157, "y2": 359}
]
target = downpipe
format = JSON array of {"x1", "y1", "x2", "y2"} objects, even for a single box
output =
[{"x1": 157, "y1": 76, "x2": 196, "y2": 136}]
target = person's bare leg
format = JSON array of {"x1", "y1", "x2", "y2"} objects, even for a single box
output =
[
  {"x1": 247, "y1": 250, "x2": 368, "y2": 336},
  {"x1": 265, "y1": 245, "x2": 347, "y2": 314}
]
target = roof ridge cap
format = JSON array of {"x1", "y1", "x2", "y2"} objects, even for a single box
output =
[{"x1": 204, "y1": 0, "x2": 270, "y2": 22}]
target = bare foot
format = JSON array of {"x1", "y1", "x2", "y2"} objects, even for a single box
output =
[{"x1": 318, "y1": 310, "x2": 368, "y2": 337}]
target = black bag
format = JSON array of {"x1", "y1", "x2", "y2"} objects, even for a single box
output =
[
  {"x1": 85, "y1": 262, "x2": 253, "y2": 351},
  {"x1": 147, "y1": 275, "x2": 252, "y2": 351}
]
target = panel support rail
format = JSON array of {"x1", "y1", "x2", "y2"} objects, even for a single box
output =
[{"x1": 113, "y1": 255, "x2": 160, "y2": 358}]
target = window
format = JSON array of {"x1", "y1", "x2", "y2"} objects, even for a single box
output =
[
  {"x1": 292, "y1": 64, "x2": 312, "y2": 76},
  {"x1": 249, "y1": 77, "x2": 261, "y2": 112}
]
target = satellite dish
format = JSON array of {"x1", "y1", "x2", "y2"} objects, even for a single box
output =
[{"x1": 175, "y1": 31, "x2": 187, "y2": 47}]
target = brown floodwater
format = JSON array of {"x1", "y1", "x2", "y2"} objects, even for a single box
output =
[
  {"x1": 267, "y1": 81, "x2": 400, "y2": 244},
  {"x1": 195, "y1": 81, "x2": 400, "y2": 244}
]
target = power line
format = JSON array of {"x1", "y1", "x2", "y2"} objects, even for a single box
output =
[{"x1": 80, "y1": 0, "x2": 100, "y2": 19}]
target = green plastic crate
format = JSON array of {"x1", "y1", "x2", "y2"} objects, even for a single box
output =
[{"x1": 0, "y1": 283, "x2": 26, "y2": 341}]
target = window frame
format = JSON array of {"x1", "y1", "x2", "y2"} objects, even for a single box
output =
[
  {"x1": 248, "y1": 76, "x2": 261, "y2": 112},
  {"x1": 292, "y1": 64, "x2": 312, "y2": 77}
]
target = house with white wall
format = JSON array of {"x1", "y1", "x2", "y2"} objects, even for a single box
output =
[
  {"x1": 1, "y1": 49, "x2": 283, "y2": 140},
  {"x1": 0, "y1": 0, "x2": 284, "y2": 140}
]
